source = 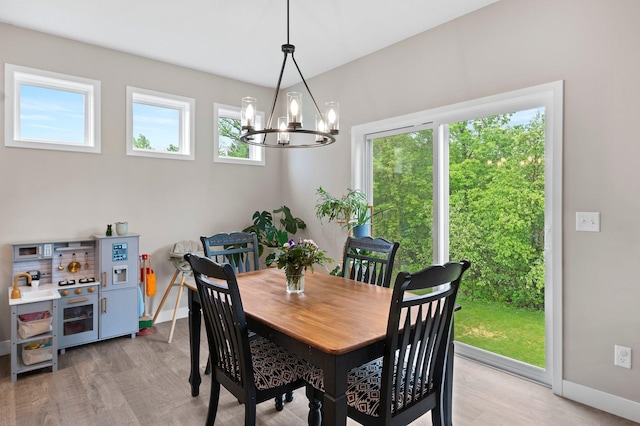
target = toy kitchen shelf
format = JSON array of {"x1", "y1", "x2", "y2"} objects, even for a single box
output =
[{"x1": 9, "y1": 292, "x2": 59, "y2": 383}]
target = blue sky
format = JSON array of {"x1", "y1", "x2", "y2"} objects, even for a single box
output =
[
  {"x1": 132, "y1": 102, "x2": 179, "y2": 151},
  {"x1": 19, "y1": 84, "x2": 85, "y2": 143},
  {"x1": 19, "y1": 84, "x2": 180, "y2": 150}
]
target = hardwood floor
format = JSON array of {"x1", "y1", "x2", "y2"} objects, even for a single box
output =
[{"x1": 0, "y1": 319, "x2": 636, "y2": 426}]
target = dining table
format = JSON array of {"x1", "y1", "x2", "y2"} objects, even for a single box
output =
[{"x1": 187, "y1": 267, "x2": 456, "y2": 426}]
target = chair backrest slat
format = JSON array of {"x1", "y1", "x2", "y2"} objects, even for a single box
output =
[
  {"x1": 201, "y1": 232, "x2": 260, "y2": 274},
  {"x1": 342, "y1": 236, "x2": 400, "y2": 287},
  {"x1": 380, "y1": 259, "x2": 470, "y2": 422}
]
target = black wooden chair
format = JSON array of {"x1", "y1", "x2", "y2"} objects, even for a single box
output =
[
  {"x1": 305, "y1": 259, "x2": 471, "y2": 426},
  {"x1": 201, "y1": 232, "x2": 260, "y2": 273},
  {"x1": 184, "y1": 253, "x2": 307, "y2": 426},
  {"x1": 342, "y1": 236, "x2": 400, "y2": 287},
  {"x1": 200, "y1": 231, "x2": 294, "y2": 408}
]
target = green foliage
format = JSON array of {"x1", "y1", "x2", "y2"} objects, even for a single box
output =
[
  {"x1": 133, "y1": 134, "x2": 152, "y2": 149},
  {"x1": 448, "y1": 112, "x2": 545, "y2": 309},
  {"x1": 219, "y1": 117, "x2": 249, "y2": 158},
  {"x1": 372, "y1": 130, "x2": 434, "y2": 274},
  {"x1": 133, "y1": 134, "x2": 181, "y2": 153},
  {"x1": 373, "y1": 111, "x2": 545, "y2": 310},
  {"x1": 243, "y1": 206, "x2": 307, "y2": 266},
  {"x1": 275, "y1": 239, "x2": 332, "y2": 275},
  {"x1": 315, "y1": 187, "x2": 381, "y2": 231}
]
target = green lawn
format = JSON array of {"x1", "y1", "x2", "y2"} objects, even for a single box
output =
[{"x1": 454, "y1": 295, "x2": 545, "y2": 368}]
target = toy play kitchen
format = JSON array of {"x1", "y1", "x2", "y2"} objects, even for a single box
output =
[{"x1": 8, "y1": 234, "x2": 140, "y2": 382}]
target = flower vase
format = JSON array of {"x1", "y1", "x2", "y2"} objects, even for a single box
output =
[{"x1": 286, "y1": 268, "x2": 305, "y2": 294}]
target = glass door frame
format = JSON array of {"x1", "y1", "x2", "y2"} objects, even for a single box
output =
[{"x1": 351, "y1": 81, "x2": 564, "y2": 393}]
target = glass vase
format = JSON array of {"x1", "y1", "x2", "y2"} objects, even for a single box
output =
[{"x1": 286, "y1": 268, "x2": 305, "y2": 294}]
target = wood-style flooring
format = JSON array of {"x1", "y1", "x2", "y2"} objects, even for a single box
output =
[{"x1": 0, "y1": 319, "x2": 636, "y2": 426}]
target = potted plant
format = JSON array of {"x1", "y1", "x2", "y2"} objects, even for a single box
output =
[
  {"x1": 243, "y1": 205, "x2": 306, "y2": 266},
  {"x1": 314, "y1": 187, "x2": 376, "y2": 237}
]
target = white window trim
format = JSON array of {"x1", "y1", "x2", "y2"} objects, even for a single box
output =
[
  {"x1": 4, "y1": 64, "x2": 101, "y2": 153},
  {"x1": 126, "y1": 86, "x2": 195, "y2": 161},
  {"x1": 352, "y1": 81, "x2": 564, "y2": 394},
  {"x1": 213, "y1": 103, "x2": 265, "y2": 166}
]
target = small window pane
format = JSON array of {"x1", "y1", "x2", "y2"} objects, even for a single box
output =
[
  {"x1": 5, "y1": 64, "x2": 100, "y2": 153},
  {"x1": 213, "y1": 103, "x2": 264, "y2": 165},
  {"x1": 19, "y1": 84, "x2": 86, "y2": 144},
  {"x1": 126, "y1": 86, "x2": 194, "y2": 160},
  {"x1": 218, "y1": 116, "x2": 249, "y2": 159},
  {"x1": 132, "y1": 102, "x2": 180, "y2": 152}
]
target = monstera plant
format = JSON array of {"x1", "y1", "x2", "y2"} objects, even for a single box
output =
[{"x1": 244, "y1": 206, "x2": 306, "y2": 266}]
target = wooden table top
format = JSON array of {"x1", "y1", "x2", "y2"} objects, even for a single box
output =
[{"x1": 236, "y1": 268, "x2": 393, "y2": 355}]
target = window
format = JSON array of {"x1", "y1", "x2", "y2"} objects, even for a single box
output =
[
  {"x1": 126, "y1": 87, "x2": 195, "y2": 160},
  {"x1": 214, "y1": 103, "x2": 265, "y2": 165},
  {"x1": 4, "y1": 64, "x2": 101, "y2": 153}
]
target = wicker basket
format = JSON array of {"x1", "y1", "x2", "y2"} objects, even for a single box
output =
[
  {"x1": 17, "y1": 311, "x2": 52, "y2": 339},
  {"x1": 22, "y1": 339, "x2": 53, "y2": 365}
]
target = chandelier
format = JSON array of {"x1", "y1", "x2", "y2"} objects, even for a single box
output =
[{"x1": 239, "y1": 0, "x2": 339, "y2": 148}]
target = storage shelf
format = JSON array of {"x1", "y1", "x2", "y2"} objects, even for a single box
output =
[
  {"x1": 15, "y1": 358, "x2": 54, "y2": 374},
  {"x1": 15, "y1": 331, "x2": 53, "y2": 345}
]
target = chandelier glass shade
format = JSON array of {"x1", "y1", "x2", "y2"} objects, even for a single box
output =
[{"x1": 239, "y1": 0, "x2": 339, "y2": 148}]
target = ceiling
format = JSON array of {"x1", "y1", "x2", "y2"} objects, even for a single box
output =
[{"x1": 0, "y1": 0, "x2": 498, "y2": 88}]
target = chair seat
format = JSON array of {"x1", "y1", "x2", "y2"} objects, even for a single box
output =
[
  {"x1": 304, "y1": 357, "x2": 430, "y2": 417},
  {"x1": 250, "y1": 337, "x2": 308, "y2": 390}
]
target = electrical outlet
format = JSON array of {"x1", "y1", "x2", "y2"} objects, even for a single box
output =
[{"x1": 614, "y1": 345, "x2": 631, "y2": 369}]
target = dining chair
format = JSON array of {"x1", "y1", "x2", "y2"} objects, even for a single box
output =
[
  {"x1": 342, "y1": 236, "x2": 400, "y2": 287},
  {"x1": 304, "y1": 259, "x2": 471, "y2": 426},
  {"x1": 201, "y1": 232, "x2": 260, "y2": 273},
  {"x1": 200, "y1": 232, "x2": 260, "y2": 374},
  {"x1": 184, "y1": 253, "x2": 307, "y2": 426},
  {"x1": 200, "y1": 231, "x2": 294, "y2": 408}
]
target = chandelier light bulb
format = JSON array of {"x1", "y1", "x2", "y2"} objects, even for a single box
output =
[
  {"x1": 325, "y1": 101, "x2": 339, "y2": 133},
  {"x1": 287, "y1": 92, "x2": 302, "y2": 128},
  {"x1": 278, "y1": 116, "x2": 289, "y2": 145},
  {"x1": 241, "y1": 97, "x2": 257, "y2": 132},
  {"x1": 316, "y1": 114, "x2": 327, "y2": 143}
]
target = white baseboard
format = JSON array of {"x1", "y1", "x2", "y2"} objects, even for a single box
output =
[
  {"x1": 0, "y1": 340, "x2": 9, "y2": 357},
  {"x1": 562, "y1": 380, "x2": 640, "y2": 423},
  {"x1": 0, "y1": 308, "x2": 190, "y2": 357},
  {"x1": 150, "y1": 306, "x2": 189, "y2": 325}
]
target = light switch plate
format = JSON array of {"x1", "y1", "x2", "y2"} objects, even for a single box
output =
[{"x1": 576, "y1": 212, "x2": 600, "y2": 232}]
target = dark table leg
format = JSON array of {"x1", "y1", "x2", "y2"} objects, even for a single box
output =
[
  {"x1": 321, "y1": 359, "x2": 348, "y2": 426},
  {"x1": 188, "y1": 288, "x2": 202, "y2": 397}
]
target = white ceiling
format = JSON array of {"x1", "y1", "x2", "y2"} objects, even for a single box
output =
[{"x1": 0, "y1": 0, "x2": 498, "y2": 88}]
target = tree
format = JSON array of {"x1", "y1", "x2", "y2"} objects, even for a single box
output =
[
  {"x1": 448, "y1": 112, "x2": 545, "y2": 309},
  {"x1": 133, "y1": 134, "x2": 152, "y2": 150},
  {"x1": 373, "y1": 130, "x2": 434, "y2": 273},
  {"x1": 372, "y1": 112, "x2": 546, "y2": 310},
  {"x1": 219, "y1": 117, "x2": 249, "y2": 158}
]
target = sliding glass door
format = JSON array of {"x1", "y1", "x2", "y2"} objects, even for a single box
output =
[{"x1": 356, "y1": 83, "x2": 563, "y2": 387}]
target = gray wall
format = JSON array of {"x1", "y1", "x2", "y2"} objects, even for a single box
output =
[
  {"x1": 1, "y1": 0, "x2": 639, "y2": 418},
  {"x1": 284, "y1": 0, "x2": 640, "y2": 412},
  {"x1": 0, "y1": 23, "x2": 281, "y2": 343}
]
